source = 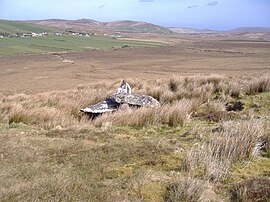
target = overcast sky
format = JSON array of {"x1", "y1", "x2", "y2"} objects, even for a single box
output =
[{"x1": 0, "y1": 0, "x2": 269, "y2": 30}]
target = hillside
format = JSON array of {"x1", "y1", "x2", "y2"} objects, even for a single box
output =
[
  {"x1": 169, "y1": 27, "x2": 216, "y2": 34},
  {"x1": 27, "y1": 19, "x2": 174, "y2": 34},
  {"x1": 0, "y1": 20, "x2": 62, "y2": 33},
  {"x1": 169, "y1": 26, "x2": 270, "y2": 34},
  {"x1": 230, "y1": 27, "x2": 270, "y2": 33}
]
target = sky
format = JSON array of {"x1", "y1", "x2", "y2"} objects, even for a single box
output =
[{"x1": 0, "y1": 0, "x2": 269, "y2": 30}]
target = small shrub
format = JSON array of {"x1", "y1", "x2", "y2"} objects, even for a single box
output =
[
  {"x1": 226, "y1": 101, "x2": 244, "y2": 111},
  {"x1": 121, "y1": 44, "x2": 130, "y2": 48}
]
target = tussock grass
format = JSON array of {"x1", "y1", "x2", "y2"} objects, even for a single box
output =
[
  {"x1": 0, "y1": 74, "x2": 270, "y2": 201},
  {"x1": 165, "y1": 177, "x2": 218, "y2": 202},
  {"x1": 0, "y1": 84, "x2": 114, "y2": 129},
  {"x1": 230, "y1": 177, "x2": 270, "y2": 202},
  {"x1": 207, "y1": 100, "x2": 226, "y2": 112},
  {"x1": 245, "y1": 76, "x2": 270, "y2": 95},
  {"x1": 227, "y1": 82, "x2": 242, "y2": 98},
  {"x1": 147, "y1": 86, "x2": 166, "y2": 101},
  {"x1": 94, "y1": 98, "x2": 201, "y2": 127},
  {"x1": 3, "y1": 74, "x2": 267, "y2": 130},
  {"x1": 168, "y1": 77, "x2": 179, "y2": 92},
  {"x1": 182, "y1": 119, "x2": 267, "y2": 181}
]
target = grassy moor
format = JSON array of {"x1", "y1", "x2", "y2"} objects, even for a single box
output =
[{"x1": 0, "y1": 19, "x2": 270, "y2": 201}]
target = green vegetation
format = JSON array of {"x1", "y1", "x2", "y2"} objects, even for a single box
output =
[
  {"x1": 0, "y1": 35, "x2": 164, "y2": 56},
  {"x1": 0, "y1": 20, "x2": 165, "y2": 56},
  {"x1": 0, "y1": 75, "x2": 269, "y2": 201}
]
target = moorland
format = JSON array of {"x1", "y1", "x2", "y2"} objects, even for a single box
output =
[{"x1": 0, "y1": 19, "x2": 270, "y2": 201}]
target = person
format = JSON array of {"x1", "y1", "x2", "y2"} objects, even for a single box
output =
[{"x1": 116, "y1": 80, "x2": 132, "y2": 94}]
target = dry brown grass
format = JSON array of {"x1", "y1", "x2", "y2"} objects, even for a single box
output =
[
  {"x1": 245, "y1": 76, "x2": 270, "y2": 95},
  {"x1": 0, "y1": 132, "x2": 120, "y2": 202},
  {"x1": 220, "y1": 81, "x2": 242, "y2": 98},
  {"x1": 0, "y1": 75, "x2": 270, "y2": 201},
  {"x1": 0, "y1": 83, "x2": 116, "y2": 129},
  {"x1": 0, "y1": 75, "x2": 226, "y2": 129},
  {"x1": 1, "y1": 75, "x2": 269, "y2": 130},
  {"x1": 93, "y1": 98, "x2": 201, "y2": 127},
  {"x1": 165, "y1": 177, "x2": 219, "y2": 202},
  {"x1": 230, "y1": 177, "x2": 270, "y2": 202},
  {"x1": 182, "y1": 119, "x2": 268, "y2": 181}
]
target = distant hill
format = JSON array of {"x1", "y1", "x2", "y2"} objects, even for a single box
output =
[
  {"x1": 27, "y1": 19, "x2": 173, "y2": 34},
  {"x1": 0, "y1": 20, "x2": 62, "y2": 33},
  {"x1": 3, "y1": 19, "x2": 269, "y2": 35},
  {"x1": 229, "y1": 27, "x2": 270, "y2": 33},
  {"x1": 169, "y1": 27, "x2": 217, "y2": 34},
  {"x1": 169, "y1": 27, "x2": 270, "y2": 34}
]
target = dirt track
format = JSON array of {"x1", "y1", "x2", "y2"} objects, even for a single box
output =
[{"x1": 0, "y1": 40, "x2": 270, "y2": 95}]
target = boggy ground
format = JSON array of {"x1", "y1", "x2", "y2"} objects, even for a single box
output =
[
  {"x1": 0, "y1": 39, "x2": 269, "y2": 95},
  {"x1": 0, "y1": 74, "x2": 270, "y2": 201}
]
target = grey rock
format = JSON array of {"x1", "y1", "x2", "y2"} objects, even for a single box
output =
[
  {"x1": 112, "y1": 93, "x2": 161, "y2": 107},
  {"x1": 80, "y1": 80, "x2": 160, "y2": 116}
]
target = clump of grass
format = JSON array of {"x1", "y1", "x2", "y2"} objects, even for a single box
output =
[
  {"x1": 207, "y1": 101, "x2": 226, "y2": 112},
  {"x1": 168, "y1": 78, "x2": 178, "y2": 92},
  {"x1": 160, "y1": 90, "x2": 177, "y2": 104},
  {"x1": 165, "y1": 99, "x2": 200, "y2": 127},
  {"x1": 194, "y1": 101, "x2": 235, "y2": 122},
  {"x1": 228, "y1": 82, "x2": 242, "y2": 98},
  {"x1": 219, "y1": 81, "x2": 242, "y2": 98},
  {"x1": 230, "y1": 177, "x2": 270, "y2": 202},
  {"x1": 182, "y1": 119, "x2": 266, "y2": 180},
  {"x1": 245, "y1": 76, "x2": 270, "y2": 95},
  {"x1": 8, "y1": 111, "x2": 32, "y2": 125},
  {"x1": 164, "y1": 177, "x2": 218, "y2": 202},
  {"x1": 147, "y1": 86, "x2": 165, "y2": 101},
  {"x1": 6, "y1": 103, "x2": 33, "y2": 125},
  {"x1": 121, "y1": 170, "x2": 168, "y2": 201}
]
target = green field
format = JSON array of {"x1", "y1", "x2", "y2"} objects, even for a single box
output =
[{"x1": 0, "y1": 35, "x2": 164, "y2": 56}]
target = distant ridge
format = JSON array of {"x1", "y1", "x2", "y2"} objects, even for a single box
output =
[
  {"x1": 169, "y1": 27, "x2": 217, "y2": 34},
  {"x1": 2, "y1": 19, "x2": 270, "y2": 35},
  {"x1": 229, "y1": 27, "x2": 270, "y2": 33},
  {"x1": 169, "y1": 27, "x2": 270, "y2": 34},
  {"x1": 0, "y1": 19, "x2": 62, "y2": 33},
  {"x1": 26, "y1": 19, "x2": 173, "y2": 34}
]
